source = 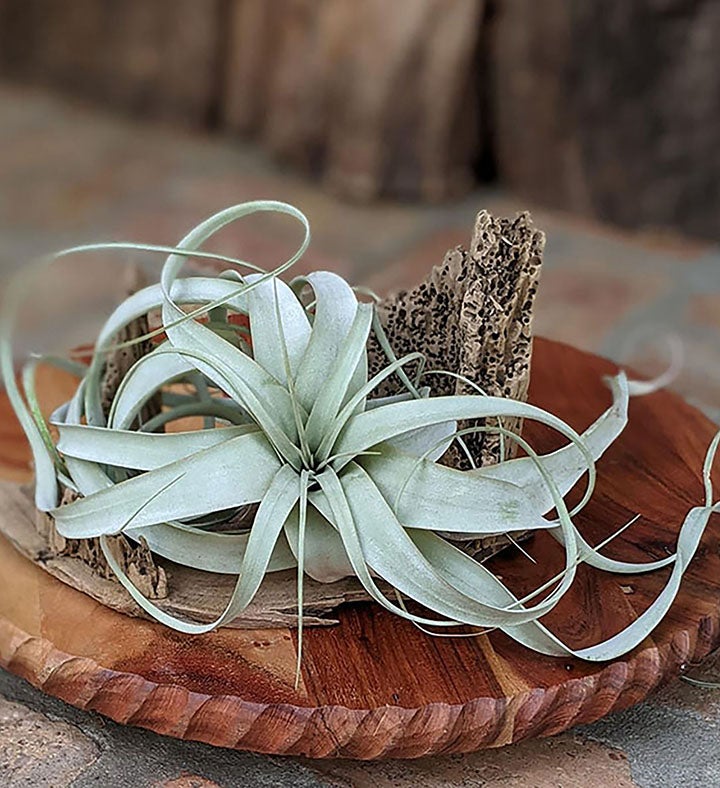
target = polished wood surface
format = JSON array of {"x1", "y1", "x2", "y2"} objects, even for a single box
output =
[{"x1": 1, "y1": 338, "x2": 718, "y2": 758}]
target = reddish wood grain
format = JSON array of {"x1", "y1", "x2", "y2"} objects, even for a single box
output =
[{"x1": 0, "y1": 337, "x2": 718, "y2": 758}]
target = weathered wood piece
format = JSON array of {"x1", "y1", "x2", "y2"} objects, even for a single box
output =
[
  {"x1": 1, "y1": 338, "x2": 718, "y2": 758},
  {"x1": 36, "y1": 496, "x2": 168, "y2": 601},
  {"x1": 369, "y1": 209, "x2": 543, "y2": 468}
]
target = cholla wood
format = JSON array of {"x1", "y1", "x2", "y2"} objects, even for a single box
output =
[
  {"x1": 36, "y1": 497, "x2": 168, "y2": 601},
  {"x1": 369, "y1": 210, "x2": 543, "y2": 555},
  {"x1": 1, "y1": 339, "x2": 719, "y2": 758},
  {"x1": 369, "y1": 209, "x2": 543, "y2": 468}
]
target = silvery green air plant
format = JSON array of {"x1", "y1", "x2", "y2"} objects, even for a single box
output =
[{"x1": 2, "y1": 201, "x2": 719, "y2": 682}]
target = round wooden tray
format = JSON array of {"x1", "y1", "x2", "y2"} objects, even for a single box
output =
[{"x1": 1, "y1": 338, "x2": 719, "y2": 759}]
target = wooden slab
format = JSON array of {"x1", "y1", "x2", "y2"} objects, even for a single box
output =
[
  {"x1": 0, "y1": 484, "x2": 377, "y2": 630},
  {"x1": 1, "y1": 337, "x2": 719, "y2": 758}
]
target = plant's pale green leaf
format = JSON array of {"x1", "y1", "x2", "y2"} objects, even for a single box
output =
[
  {"x1": 53, "y1": 431, "x2": 280, "y2": 538},
  {"x1": 335, "y1": 462, "x2": 579, "y2": 626},
  {"x1": 99, "y1": 462, "x2": 301, "y2": 634},
  {"x1": 132, "y1": 522, "x2": 297, "y2": 575},
  {"x1": 412, "y1": 500, "x2": 719, "y2": 660},
  {"x1": 283, "y1": 504, "x2": 354, "y2": 583},
  {"x1": 385, "y1": 419, "x2": 457, "y2": 462},
  {"x1": 361, "y1": 444, "x2": 550, "y2": 533},
  {"x1": 107, "y1": 344, "x2": 195, "y2": 428},
  {"x1": 145, "y1": 344, "x2": 305, "y2": 470},
  {"x1": 365, "y1": 388, "x2": 430, "y2": 410},
  {"x1": 317, "y1": 351, "x2": 426, "y2": 463},
  {"x1": 333, "y1": 393, "x2": 592, "y2": 476},
  {"x1": 304, "y1": 303, "x2": 373, "y2": 452},
  {"x1": 140, "y1": 400, "x2": 250, "y2": 433},
  {"x1": 22, "y1": 357, "x2": 65, "y2": 469},
  {"x1": 470, "y1": 374, "x2": 673, "y2": 573},
  {"x1": 370, "y1": 306, "x2": 423, "y2": 399},
  {"x1": 316, "y1": 465, "x2": 460, "y2": 628},
  {"x1": 477, "y1": 374, "x2": 628, "y2": 511},
  {"x1": 94, "y1": 277, "x2": 252, "y2": 350},
  {"x1": 0, "y1": 273, "x2": 60, "y2": 510},
  {"x1": 156, "y1": 286, "x2": 304, "y2": 467},
  {"x1": 54, "y1": 388, "x2": 295, "y2": 576},
  {"x1": 56, "y1": 422, "x2": 256, "y2": 470},
  {"x1": 293, "y1": 272, "x2": 367, "y2": 411},
  {"x1": 243, "y1": 273, "x2": 311, "y2": 383}
]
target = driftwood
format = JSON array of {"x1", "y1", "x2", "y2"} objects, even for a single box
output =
[
  {"x1": 37, "y1": 488, "x2": 167, "y2": 601},
  {"x1": 1, "y1": 482, "x2": 373, "y2": 628},
  {"x1": 368, "y1": 209, "x2": 544, "y2": 468},
  {"x1": 368, "y1": 209, "x2": 543, "y2": 556}
]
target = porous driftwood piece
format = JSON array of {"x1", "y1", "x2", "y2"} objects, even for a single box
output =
[
  {"x1": 36, "y1": 489, "x2": 168, "y2": 601},
  {"x1": 369, "y1": 209, "x2": 544, "y2": 468},
  {"x1": 368, "y1": 210, "x2": 543, "y2": 556}
]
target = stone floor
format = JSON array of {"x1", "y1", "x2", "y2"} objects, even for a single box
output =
[{"x1": 0, "y1": 84, "x2": 719, "y2": 787}]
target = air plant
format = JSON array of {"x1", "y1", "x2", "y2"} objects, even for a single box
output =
[{"x1": 2, "y1": 200, "x2": 719, "y2": 681}]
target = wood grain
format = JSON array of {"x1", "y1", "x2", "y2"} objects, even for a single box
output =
[{"x1": 1, "y1": 337, "x2": 719, "y2": 758}]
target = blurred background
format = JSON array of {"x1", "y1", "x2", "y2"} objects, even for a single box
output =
[
  {"x1": 0, "y1": 3, "x2": 720, "y2": 785},
  {"x1": 0, "y1": 3, "x2": 718, "y2": 417},
  {"x1": 1, "y1": 1, "x2": 718, "y2": 403},
  {"x1": 3, "y1": 0, "x2": 720, "y2": 232},
  {"x1": 1, "y1": 0, "x2": 718, "y2": 421}
]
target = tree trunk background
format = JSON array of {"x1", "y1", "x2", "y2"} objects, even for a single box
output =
[
  {"x1": 491, "y1": 0, "x2": 720, "y2": 239},
  {"x1": 1, "y1": 0, "x2": 719, "y2": 236},
  {"x1": 0, "y1": 0, "x2": 224, "y2": 124},
  {"x1": 222, "y1": 0, "x2": 483, "y2": 201}
]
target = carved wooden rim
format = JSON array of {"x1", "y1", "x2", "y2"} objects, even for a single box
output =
[{"x1": 0, "y1": 614, "x2": 705, "y2": 759}]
